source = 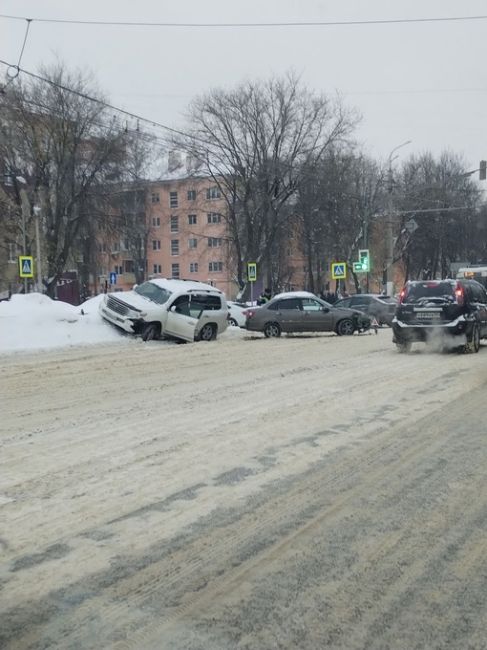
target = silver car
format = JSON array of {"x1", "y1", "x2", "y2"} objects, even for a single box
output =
[
  {"x1": 334, "y1": 294, "x2": 397, "y2": 326},
  {"x1": 244, "y1": 291, "x2": 371, "y2": 337}
]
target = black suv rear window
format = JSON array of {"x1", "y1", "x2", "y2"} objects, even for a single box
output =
[{"x1": 404, "y1": 282, "x2": 455, "y2": 303}]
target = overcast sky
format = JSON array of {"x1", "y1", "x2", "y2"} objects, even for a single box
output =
[{"x1": 2, "y1": 0, "x2": 487, "y2": 170}]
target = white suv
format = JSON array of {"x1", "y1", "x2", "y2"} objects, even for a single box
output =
[{"x1": 99, "y1": 278, "x2": 228, "y2": 342}]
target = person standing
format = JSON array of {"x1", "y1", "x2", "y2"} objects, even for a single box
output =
[{"x1": 258, "y1": 287, "x2": 272, "y2": 305}]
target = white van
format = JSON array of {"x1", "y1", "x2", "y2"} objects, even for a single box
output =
[{"x1": 99, "y1": 278, "x2": 228, "y2": 342}]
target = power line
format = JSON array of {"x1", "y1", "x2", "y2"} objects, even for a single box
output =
[
  {"x1": 1, "y1": 13, "x2": 487, "y2": 28},
  {"x1": 0, "y1": 58, "x2": 210, "y2": 147},
  {"x1": 16, "y1": 18, "x2": 32, "y2": 68},
  {"x1": 0, "y1": 59, "x2": 358, "y2": 168}
]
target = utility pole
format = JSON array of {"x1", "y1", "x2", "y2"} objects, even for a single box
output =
[
  {"x1": 385, "y1": 140, "x2": 412, "y2": 295},
  {"x1": 363, "y1": 209, "x2": 370, "y2": 293},
  {"x1": 19, "y1": 189, "x2": 30, "y2": 294},
  {"x1": 33, "y1": 205, "x2": 42, "y2": 292}
]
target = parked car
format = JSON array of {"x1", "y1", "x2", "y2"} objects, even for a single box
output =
[
  {"x1": 334, "y1": 293, "x2": 397, "y2": 326},
  {"x1": 99, "y1": 278, "x2": 228, "y2": 342},
  {"x1": 227, "y1": 301, "x2": 248, "y2": 328},
  {"x1": 244, "y1": 291, "x2": 371, "y2": 337},
  {"x1": 392, "y1": 279, "x2": 487, "y2": 353}
]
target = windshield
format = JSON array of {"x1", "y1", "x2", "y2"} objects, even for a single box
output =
[
  {"x1": 404, "y1": 282, "x2": 455, "y2": 303},
  {"x1": 134, "y1": 282, "x2": 172, "y2": 305}
]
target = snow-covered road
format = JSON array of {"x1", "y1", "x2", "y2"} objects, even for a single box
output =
[{"x1": 1, "y1": 331, "x2": 486, "y2": 649}]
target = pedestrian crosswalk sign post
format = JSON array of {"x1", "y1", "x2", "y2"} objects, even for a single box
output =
[
  {"x1": 247, "y1": 262, "x2": 257, "y2": 282},
  {"x1": 331, "y1": 262, "x2": 347, "y2": 280},
  {"x1": 19, "y1": 256, "x2": 34, "y2": 278}
]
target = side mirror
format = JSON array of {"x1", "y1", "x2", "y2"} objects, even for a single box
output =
[
  {"x1": 170, "y1": 305, "x2": 177, "y2": 313},
  {"x1": 133, "y1": 284, "x2": 138, "y2": 290},
  {"x1": 322, "y1": 306, "x2": 330, "y2": 313}
]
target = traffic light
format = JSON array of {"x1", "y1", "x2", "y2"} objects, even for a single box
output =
[
  {"x1": 358, "y1": 249, "x2": 370, "y2": 272},
  {"x1": 480, "y1": 160, "x2": 486, "y2": 181}
]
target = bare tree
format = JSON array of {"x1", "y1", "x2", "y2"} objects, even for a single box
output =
[
  {"x1": 178, "y1": 72, "x2": 358, "y2": 292},
  {"x1": 295, "y1": 149, "x2": 384, "y2": 293},
  {"x1": 1, "y1": 62, "x2": 127, "y2": 297},
  {"x1": 394, "y1": 152, "x2": 481, "y2": 280}
]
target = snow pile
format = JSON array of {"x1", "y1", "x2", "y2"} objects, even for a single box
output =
[
  {"x1": 0, "y1": 293, "x2": 247, "y2": 354},
  {"x1": 0, "y1": 293, "x2": 123, "y2": 353}
]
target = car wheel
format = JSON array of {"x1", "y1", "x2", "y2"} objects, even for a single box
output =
[
  {"x1": 464, "y1": 322, "x2": 481, "y2": 353},
  {"x1": 336, "y1": 318, "x2": 355, "y2": 336},
  {"x1": 141, "y1": 323, "x2": 160, "y2": 342},
  {"x1": 396, "y1": 341, "x2": 412, "y2": 353},
  {"x1": 264, "y1": 322, "x2": 281, "y2": 338},
  {"x1": 228, "y1": 317, "x2": 238, "y2": 327},
  {"x1": 197, "y1": 323, "x2": 216, "y2": 341}
]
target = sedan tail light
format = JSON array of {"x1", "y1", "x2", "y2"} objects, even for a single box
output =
[{"x1": 243, "y1": 309, "x2": 255, "y2": 318}]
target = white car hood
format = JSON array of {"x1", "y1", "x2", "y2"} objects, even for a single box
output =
[{"x1": 107, "y1": 291, "x2": 163, "y2": 312}]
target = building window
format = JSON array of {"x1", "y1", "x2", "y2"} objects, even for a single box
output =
[
  {"x1": 171, "y1": 239, "x2": 179, "y2": 255},
  {"x1": 206, "y1": 186, "x2": 221, "y2": 200},
  {"x1": 190, "y1": 262, "x2": 199, "y2": 273},
  {"x1": 152, "y1": 216, "x2": 161, "y2": 227},
  {"x1": 111, "y1": 241, "x2": 120, "y2": 253},
  {"x1": 171, "y1": 263, "x2": 180, "y2": 278},
  {"x1": 8, "y1": 242, "x2": 17, "y2": 263},
  {"x1": 152, "y1": 240, "x2": 161, "y2": 250},
  {"x1": 98, "y1": 242, "x2": 107, "y2": 253},
  {"x1": 170, "y1": 215, "x2": 179, "y2": 232},
  {"x1": 169, "y1": 191, "x2": 178, "y2": 208},
  {"x1": 151, "y1": 192, "x2": 160, "y2": 204},
  {"x1": 187, "y1": 189, "x2": 196, "y2": 201},
  {"x1": 188, "y1": 238, "x2": 198, "y2": 249},
  {"x1": 207, "y1": 212, "x2": 221, "y2": 224},
  {"x1": 209, "y1": 261, "x2": 223, "y2": 272},
  {"x1": 188, "y1": 214, "x2": 197, "y2": 225},
  {"x1": 208, "y1": 237, "x2": 222, "y2": 247},
  {"x1": 153, "y1": 264, "x2": 162, "y2": 274},
  {"x1": 124, "y1": 260, "x2": 135, "y2": 273}
]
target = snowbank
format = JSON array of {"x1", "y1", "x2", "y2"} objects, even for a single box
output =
[
  {"x1": 0, "y1": 293, "x2": 246, "y2": 354},
  {"x1": 0, "y1": 293, "x2": 124, "y2": 353}
]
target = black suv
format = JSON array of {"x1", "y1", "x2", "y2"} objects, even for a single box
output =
[{"x1": 392, "y1": 279, "x2": 487, "y2": 353}]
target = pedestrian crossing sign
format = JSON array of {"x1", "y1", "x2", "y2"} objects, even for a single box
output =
[
  {"x1": 331, "y1": 262, "x2": 347, "y2": 280},
  {"x1": 247, "y1": 262, "x2": 257, "y2": 282},
  {"x1": 19, "y1": 256, "x2": 34, "y2": 278}
]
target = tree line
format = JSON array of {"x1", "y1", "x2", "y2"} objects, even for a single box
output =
[{"x1": 1, "y1": 62, "x2": 484, "y2": 297}]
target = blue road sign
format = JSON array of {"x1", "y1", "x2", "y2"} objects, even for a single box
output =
[
  {"x1": 110, "y1": 272, "x2": 117, "y2": 285},
  {"x1": 331, "y1": 262, "x2": 347, "y2": 280},
  {"x1": 19, "y1": 256, "x2": 34, "y2": 278},
  {"x1": 247, "y1": 262, "x2": 257, "y2": 282}
]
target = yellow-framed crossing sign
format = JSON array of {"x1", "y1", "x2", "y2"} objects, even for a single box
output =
[
  {"x1": 19, "y1": 256, "x2": 34, "y2": 278},
  {"x1": 331, "y1": 262, "x2": 347, "y2": 280}
]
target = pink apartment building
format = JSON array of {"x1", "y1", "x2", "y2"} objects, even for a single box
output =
[
  {"x1": 146, "y1": 176, "x2": 237, "y2": 298},
  {"x1": 95, "y1": 172, "x2": 308, "y2": 299}
]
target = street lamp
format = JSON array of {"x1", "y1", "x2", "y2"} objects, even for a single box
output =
[
  {"x1": 385, "y1": 140, "x2": 412, "y2": 295},
  {"x1": 33, "y1": 205, "x2": 42, "y2": 293}
]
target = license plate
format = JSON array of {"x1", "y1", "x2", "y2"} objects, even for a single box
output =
[{"x1": 416, "y1": 312, "x2": 441, "y2": 320}]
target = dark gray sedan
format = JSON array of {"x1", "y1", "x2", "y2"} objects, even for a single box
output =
[
  {"x1": 244, "y1": 291, "x2": 371, "y2": 337},
  {"x1": 334, "y1": 294, "x2": 397, "y2": 326}
]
